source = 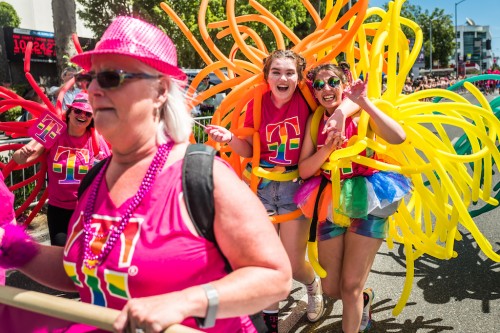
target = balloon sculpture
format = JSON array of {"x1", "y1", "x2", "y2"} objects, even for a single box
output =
[{"x1": 160, "y1": 0, "x2": 500, "y2": 314}]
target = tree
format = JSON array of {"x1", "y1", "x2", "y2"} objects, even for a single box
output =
[
  {"x1": 366, "y1": 1, "x2": 454, "y2": 69},
  {"x1": 0, "y1": 1, "x2": 20, "y2": 27},
  {"x1": 76, "y1": 0, "x2": 310, "y2": 68},
  {"x1": 364, "y1": 0, "x2": 423, "y2": 40},
  {"x1": 418, "y1": 8, "x2": 454, "y2": 69},
  {"x1": 52, "y1": 0, "x2": 78, "y2": 79}
]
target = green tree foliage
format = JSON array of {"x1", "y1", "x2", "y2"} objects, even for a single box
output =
[
  {"x1": 76, "y1": 0, "x2": 311, "y2": 68},
  {"x1": 0, "y1": 1, "x2": 20, "y2": 27},
  {"x1": 418, "y1": 8, "x2": 455, "y2": 68}
]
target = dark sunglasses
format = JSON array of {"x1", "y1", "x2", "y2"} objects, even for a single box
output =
[
  {"x1": 88, "y1": 70, "x2": 162, "y2": 89},
  {"x1": 312, "y1": 77, "x2": 341, "y2": 91},
  {"x1": 75, "y1": 73, "x2": 92, "y2": 82},
  {"x1": 72, "y1": 108, "x2": 92, "y2": 118}
]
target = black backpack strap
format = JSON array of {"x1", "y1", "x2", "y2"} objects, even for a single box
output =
[
  {"x1": 309, "y1": 176, "x2": 329, "y2": 242},
  {"x1": 183, "y1": 144, "x2": 266, "y2": 332},
  {"x1": 77, "y1": 157, "x2": 109, "y2": 199},
  {"x1": 182, "y1": 144, "x2": 217, "y2": 242}
]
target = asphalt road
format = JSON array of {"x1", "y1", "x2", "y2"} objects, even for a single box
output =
[{"x1": 6, "y1": 91, "x2": 500, "y2": 332}]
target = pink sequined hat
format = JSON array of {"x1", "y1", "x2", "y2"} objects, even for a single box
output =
[
  {"x1": 71, "y1": 16, "x2": 186, "y2": 82},
  {"x1": 69, "y1": 92, "x2": 93, "y2": 113}
]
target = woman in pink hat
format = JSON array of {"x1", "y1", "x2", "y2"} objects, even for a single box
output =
[
  {"x1": 12, "y1": 92, "x2": 110, "y2": 246},
  {"x1": 1, "y1": 16, "x2": 292, "y2": 333}
]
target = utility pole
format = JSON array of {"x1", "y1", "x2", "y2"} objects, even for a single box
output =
[{"x1": 455, "y1": 0, "x2": 467, "y2": 78}]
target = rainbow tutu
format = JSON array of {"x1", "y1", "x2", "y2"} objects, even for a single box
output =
[{"x1": 294, "y1": 171, "x2": 412, "y2": 223}]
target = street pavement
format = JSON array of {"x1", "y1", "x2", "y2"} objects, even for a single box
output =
[{"x1": 6, "y1": 91, "x2": 500, "y2": 332}]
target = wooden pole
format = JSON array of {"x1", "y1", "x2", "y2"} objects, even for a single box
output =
[{"x1": 0, "y1": 285, "x2": 201, "y2": 332}]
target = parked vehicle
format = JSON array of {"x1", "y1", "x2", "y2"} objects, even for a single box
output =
[{"x1": 182, "y1": 69, "x2": 228, "y2": 116}]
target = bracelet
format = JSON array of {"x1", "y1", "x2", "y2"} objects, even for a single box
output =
[
  {"x1": 227, "y1": 132, "x2": 233, "y2": 143},
  {"x1": 194, "y1": 283, "x2": 219, "y2": 328}
]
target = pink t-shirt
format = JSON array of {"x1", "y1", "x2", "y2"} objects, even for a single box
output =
[
  {"x1": 244, "y1": 89, "x2": 310, "y2": 166},
  {"x1": 46, "y1": 130, "x2": 110, "y2": 209},
  {"x1": 63, "y1": 158, "x2": 256, "y2": 332},
  {"x1": 316, "y1": 113, "x2": 377, "y2": 180}
]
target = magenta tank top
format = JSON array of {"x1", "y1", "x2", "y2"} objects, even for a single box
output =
[
  {"x1": 63, "y1": 158, "x2": 256, "y2": 332},
  {"x1": 316, "y1": 113, "x2": 377, "y2": 180}
]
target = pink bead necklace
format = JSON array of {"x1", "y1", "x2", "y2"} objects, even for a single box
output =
[{"x1": 82, "y1": 142, "x2": 173, "y2": 269}]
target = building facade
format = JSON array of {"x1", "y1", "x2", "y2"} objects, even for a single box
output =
[
  {"x1": 454, "y1": 20, "x2": 494, "y2": 71},
  {"x1": 3, "y1": 0, "x2": 93, "y2": 37}
]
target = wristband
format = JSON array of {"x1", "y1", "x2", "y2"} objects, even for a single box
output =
[
  {"x1": 227, "y1": 132, "x2": 233, "y2": 143},
  {"x1": 195, "y1": 283, "x2": 219, "y2": 328}
]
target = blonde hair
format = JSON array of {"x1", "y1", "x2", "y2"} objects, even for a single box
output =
[{"x1": 156, "y1": 77, "x2": 193, "y2": 144}]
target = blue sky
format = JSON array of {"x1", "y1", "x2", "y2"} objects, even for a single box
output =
[{"x1": 368, "y1": 0, "x2": 500, "y2": 55}]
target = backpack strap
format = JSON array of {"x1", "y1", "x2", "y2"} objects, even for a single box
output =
[
  {"x1": 308, "y1": 175, "x2": 329, "y2": 243},
  {"x1": 77, "y1": 157, "x2": 109, "y2": 199},
  {"x1": 182, "y1": 143, "x2": 217, "y2": 242}
]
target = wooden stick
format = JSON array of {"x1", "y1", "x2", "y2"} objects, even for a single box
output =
[
  {"x1": 0, "y1": 285, "x2": 201, "y2": 332},
  {"x1": 193, "y1": 118, "x2": 207, "y2": 129}
]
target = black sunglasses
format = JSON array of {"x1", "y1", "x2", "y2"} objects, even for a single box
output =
[
  {"x1": 312, "y1": 77, "x2": 341, "y2": 91},
  {"x1": 75, "y1": 73, "x2": 92, "y2": 82},
  {"x1": 72, "y1": 108, "x2": 92, "y2": 118},
  {"x1": 88, "y1": 70, "x2": 162, "y2": 89}
]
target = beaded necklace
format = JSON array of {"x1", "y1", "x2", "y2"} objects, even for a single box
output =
[{"x1": 82, "y1": 142, "x2": 173, "y2": 269}]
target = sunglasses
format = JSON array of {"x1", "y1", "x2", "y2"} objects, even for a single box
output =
[
  {"x1": 88, "y1": 70, "x2": 162, "y2": 89},
  {"x1": 312, "y1": 77, "x2": 341, "y2": 91},
  {"x1": 72, "y1": 108, "x2": 92, "y2": 118},
  {"x1": 76, "y1": 73, "x2": 92, "y2": 82}
]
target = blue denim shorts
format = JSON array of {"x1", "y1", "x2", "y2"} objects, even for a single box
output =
[{"x1": 257, "y1": 180, "x2": 305, "y2": 218}]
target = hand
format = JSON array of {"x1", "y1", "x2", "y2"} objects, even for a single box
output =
[
  {"x1": 343, "y1": 78, "x2": 368, "y2": 103},
  {"x1": 205, "y1": 124, "x2": 233, "y2": 144},
  {"x1": 113, "y1": 292, "x2": 188, "y2": 333},
  {"x1": 322, "y1": 111, "x2": 346, "y2": 136},
  {"x1": 19, "y1": 145, "x2": 37, "y2": 159},
  {"x1": 324, "y1": 130, "x2": 346, "y2": 152}
]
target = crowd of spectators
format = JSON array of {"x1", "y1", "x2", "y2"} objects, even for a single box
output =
[{"x1": 399, "y1": 73, "x2": 500, "y2": 97}]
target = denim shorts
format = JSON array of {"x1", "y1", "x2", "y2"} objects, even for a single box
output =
[{"x1": 257, "y1": 180, "x2": 305, "y2": 218}]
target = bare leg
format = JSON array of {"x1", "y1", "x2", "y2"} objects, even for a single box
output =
[
  {"x1": 340, "y1": 232, "x2": 382, "y2": 333},
  {"x1": 264, "y1": 219, "x2": 314, "y2": 312},
  {"x1": 280, "y1": 218, "x2": 315, "y2": 284},
  {"x1": 318, "y1": 234, "x2": 344, "y2": 299}
]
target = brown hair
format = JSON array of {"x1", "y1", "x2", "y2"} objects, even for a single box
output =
[
  {"x1": 307, "y1": 62, "x2": 351, "y2": 84},
  {"x1": 262, "y1": 50, "x2": 306, "y2": 81}
]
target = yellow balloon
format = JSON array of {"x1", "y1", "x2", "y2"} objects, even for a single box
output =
[{"x1": 162, "y1": 0, "x2": 500, "y2": 315}]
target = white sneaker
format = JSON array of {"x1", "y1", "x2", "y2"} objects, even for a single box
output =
[
  {"x1": 359, "y1": 288, "x2": 374, "y2": 332},
  {"x1": 306, "y1": 277, "x2": 325, "y2": 322}
]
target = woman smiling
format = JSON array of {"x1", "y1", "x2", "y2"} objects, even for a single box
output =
[{"x1": 13, "y1": 92, "x2": 110, "y2": 246}]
